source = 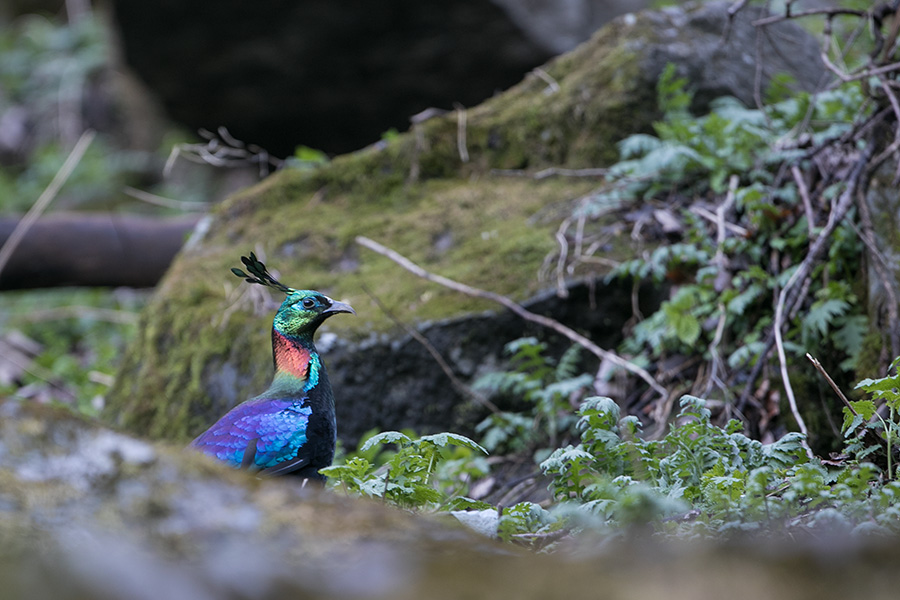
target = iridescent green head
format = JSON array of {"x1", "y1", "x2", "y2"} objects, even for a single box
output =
[
  {"x1": 273, "y1": 290, "x2": 354, "y2": 337},
  {"x1": 232, "y1": 252, "x2": 354, "y2": 338}
]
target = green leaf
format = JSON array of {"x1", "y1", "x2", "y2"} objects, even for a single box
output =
[
  {"x1": 855, "y1": 376, "x2": 900, "y2": 398},
  {"x1": 834, "y1": 315, "x2": 868, "y2": 370},
  {"x1": 618, "y1": 133, "x2": 664, "y2": 158},
  {"x1": 726, "y1": 283, "x2": 763, "y2": 315},
  {"x1": 360, "y1": 431, "x2": 411, "y2": 452},
  {"x1": 293, "y1": 145, "x2": 329, "y2": 164},
  {"x1": 842, "y1": 400, "x2": 876, "y2": 436},
  {"x1": 802, "y1": 298, "x2": 849, "y2": 340},
  {"x1": 418, "y1": 432, "x2": 488, "y2": 454}
]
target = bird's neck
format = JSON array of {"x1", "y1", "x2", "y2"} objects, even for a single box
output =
[{"x1": 270, "y1": 329, "x2": 321, "y2": 394}]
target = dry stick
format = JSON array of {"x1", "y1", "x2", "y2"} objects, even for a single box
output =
[
  {"x1": 738, "y1": 148, "x2": 872, "y2": 415},
  {"x1": 870, "y1": 75, "x2": 900, "y2": 179},
  {"x1": 791, "y1": 165, "x2": 816, "y2": 237},
  {"x1": 813, "y1": 12, "x2": 900, "y2": 85},
  {"x1": 360, "y1": 283, "x2": 501, "y2": 414},
  {"x1": 773, "y1": 261, "x2": 813, "y2": 456},
  {"x1": 807, "y1": 352, "x2": 889, "y2": 454},
  {"x1": 720, "y1": 0, "x2": 749, "y2": 43},
  {"x1": 0, "y1": 129, "x2": 96, "y2": 279},
  {"x1": 689, "y1": 206, "x2": 749, "y2": 237},
  {"x1": 455, "y1": 103, "x2": 469, "y2": 163},
  {"x1": 532, "y1": 67, "x2": 560, "y2": 95},
  {"x1": 752, "y1": 7, "x2": 866, "y2": 27},
  {"x1": 836, "y1": 60, "x2": 900, "y2": 84},
  {"x1": 806, "y1": 353, "x2": 855, "y2": 415},
  {"x1": 355, "y1": 236, "x2": 668, "y2": 400},
  {"x1": 122, "y1": 186, "x2": 211, "y2": 212},
  {"x1": 554, "y1": 217, "x2": 571, "y2": 298},
  {"x1": 704, "y1": 175, "x2": 739, "y2": 400},
  {"x1": 875, "y1": 74, "x2": 900, "y2": 153},
  {"x1": 771, "y1": 148, "x2": 872, "y2": 459},
  {"x1": 0, "y1": 345, "x2": 77, "y2": 402}
]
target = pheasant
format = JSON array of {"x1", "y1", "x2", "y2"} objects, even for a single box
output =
[{"x1": 190, "y1": 253, "x2": 354, "y2": 480}]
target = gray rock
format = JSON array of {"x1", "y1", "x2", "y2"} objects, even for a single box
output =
[{"x1": 4, "y1": 397, "x2": 900, "y2": 600}]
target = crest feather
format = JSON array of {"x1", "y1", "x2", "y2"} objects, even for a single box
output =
[{"x1": 231, "y1": 252, "x2": 293, "y2": 294}]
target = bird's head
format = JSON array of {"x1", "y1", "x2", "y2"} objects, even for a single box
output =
[
  {"x1": 274, "y1": 290, "x2": 355, "y2": 337},
  {"x1": 231, "y1": 252, "x2": 354, "y2": 338}
]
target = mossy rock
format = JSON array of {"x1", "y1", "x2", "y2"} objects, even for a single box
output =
[
  {"x1": 4, "y1": 397, "x2": 900, "y2": 600},
  {"x1": 105, "y1": 2, "x2": 824, "y2": 444}
]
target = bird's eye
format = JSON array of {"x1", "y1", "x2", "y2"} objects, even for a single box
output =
[{"x1": 301, "y1": 298, "x2": 316, "y2": 309}]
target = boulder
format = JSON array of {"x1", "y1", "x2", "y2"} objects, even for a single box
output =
[
  {"x1": 104, "y1": 2, "x2": 825, "y2": 446},
  {"x1": 3, "y1": 396, "x2": 900, "y2": 600}
]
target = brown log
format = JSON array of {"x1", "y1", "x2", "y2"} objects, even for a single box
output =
[{"x1": 0, "y1": 213, "x2": 201, "y2": 290}]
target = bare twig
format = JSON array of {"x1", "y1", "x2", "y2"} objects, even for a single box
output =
[
  {"x1": 554, "y1": 217, "x2": 571, "y2": 298},
  {"x1": 721, "y1": 0, "x2": 750, "y2": 43},
  {"x1": 0, "y1": 129, "x2": 96, "y2": 279},
  {"x1": 807, "y1": 352, "x2": 890, "y2": 454},
  {"x1": 704, "y1": 176, "x2": 739, "y2": 400},
  {"x1": 806, "y1": 353, "x2": 855, "y2": 415},
  {"x1": 532, "y1": 68, "x2": 560, "y2": 95},
  {"x1": 164, "y1": 127, "x2": 283, "y2": 178},
  {"x1": 454, "y1": 103, "x2": 469, "y2": 163},
  {"x1": 122, "y1": 186, "x2": 211, "y2": 212},
  {"x1": 360, "y1": 283, "x2": 500, "y2": 414},
  {"x1": 703, "y1": 306, "x2": 729, "y2": 401},
  {"x1": 790, "y1": 165, "x2": 816, "y2": 236},
  {"x1": 716, "y1": 176, "x2": 739, "y2": 253},
  {"x1": 752, "y1": 7, "x2": 866, "y2": 27},
  {"x1": 773, "y1": 261, "x2": 812, "y2": 455},
  {"x1": 355, "y1": 236, "x2": 668, "y2": 399},
  {"x1": 689, "y1": 206, "x2": 749, "y2": 237},
  {"x1": 831, "y1": 60, "x2": 900, "y2": 84},
  {"x1": 2, "y1": 348, "x2": 77, "y2": 403},
  {"x1": 770, "y1": 147, "x2": 871, "y2": 458},
  {"x1": 739, "y1": 146, "x2": 872, "y2": 418}
]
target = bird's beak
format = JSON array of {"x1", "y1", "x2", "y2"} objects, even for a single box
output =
[{"x1": 324, "y1": 300, "x2": 355, "y2": 316}]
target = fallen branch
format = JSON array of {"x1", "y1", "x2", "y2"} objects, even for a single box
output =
[
  {"x1": 0, "y1": 213, "x2": 199, "y2": 289},
  {"x1": 360, "y1": 283, "x2": 501, "y2": 414},
  {"x1": 355, "y1": 236, "x2": 668, "y2": 400}
]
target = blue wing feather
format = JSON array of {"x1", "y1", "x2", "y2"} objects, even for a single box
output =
[{"x1": 190, "y1": 397, "x2": 313, "y2": 471}]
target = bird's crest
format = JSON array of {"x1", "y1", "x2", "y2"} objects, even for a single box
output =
[{"x1": 231, "y1": 252, "x2": 293, "y2": 294}]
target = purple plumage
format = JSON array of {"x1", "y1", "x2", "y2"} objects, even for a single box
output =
[
  {"x1": 190, "y1": 397, "x2": 313, "y2": 474},
  {"x1": 189, "y1": 253, "x2": 354, "y2": 480}
]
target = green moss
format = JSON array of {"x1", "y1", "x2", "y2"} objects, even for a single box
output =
[{"x1": 104, "y1": 7, "x2": 678, "y2": 440}]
